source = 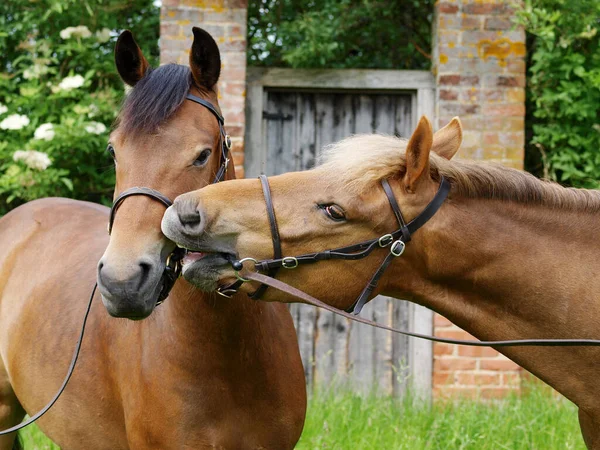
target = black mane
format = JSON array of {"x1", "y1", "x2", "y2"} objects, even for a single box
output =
[{"x1": 118, "y1": 64, "x2": 192, "y2": 134}]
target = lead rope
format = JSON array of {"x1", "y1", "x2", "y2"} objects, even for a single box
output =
[
  {"x1": 245, "y1": 272, "x2": 600, "y2": 347},
  {"x1": 0, "y1": 283, "x2": 96, "y2": 436}
]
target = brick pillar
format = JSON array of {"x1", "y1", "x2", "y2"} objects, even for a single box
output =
[
  {"x1": 431, "y1": 0, "x2": 526, "y2": 399},
  {"x1": 160, "y1": 0, "x2": 247, "y2": 177}
]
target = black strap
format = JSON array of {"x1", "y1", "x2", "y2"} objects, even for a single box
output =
[
  {"x1": 186, "y1": 94, "x2": 224, "y2": 124},
  {"x1": 250, "y1": 175, "x2": 283, "y2": 299},
  {"x1": 381, "y1": 179, "x2": 410, "y2": 242},
  {"x1": 108, "y1": 187, "x2": 173, "y2": 234},
  {"x1": 246, "y1": 272, "x2": 600, "y2": 347},
  {"x1": 186, "y1": 94, "x2": 230, "y2": 184},
  {"x1": 0, "y1": 284, "x2": 96, "y2": 436}
]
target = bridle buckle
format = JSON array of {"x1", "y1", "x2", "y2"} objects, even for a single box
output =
[
  {"x1": 216, "y1": 287, "x2": 237, "y2": 298},
  {"x1": 390, "y1": 240, "x2": 406, "y2": 257},
  {"x1": 282, "y1": 256, "x2": 299, "y2": 269},
  {"x1": 378, "y1": 234, "x2": 393, "y2": 247},
  {"x1": 225, "y1": 135, "x2": 232, "y2": 150}
]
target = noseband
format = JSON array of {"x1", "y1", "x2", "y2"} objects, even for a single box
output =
[
  {"x1": 228, "y1": 175, "x2": 451, "y2": 314},
  {"x1": 108, "y1": 93, "x2": 231, "y2": 305}
]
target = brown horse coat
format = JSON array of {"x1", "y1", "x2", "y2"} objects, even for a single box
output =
[{"x1": 0, "y1": 28, "x2": 306, "y2": 450}]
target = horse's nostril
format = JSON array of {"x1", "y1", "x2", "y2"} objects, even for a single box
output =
[{"x1": 178, "y1": 209, "x2": 201, "y2": 228}]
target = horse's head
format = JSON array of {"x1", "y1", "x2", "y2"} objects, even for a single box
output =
[
  {"x1": 97, "y1": 27, "x2": 233, "y2": 319},
  {"x1": 162, "y1": 117, "x2": 462, "y2": 310}
]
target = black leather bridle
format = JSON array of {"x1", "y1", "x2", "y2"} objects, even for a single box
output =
[
  {"x1": 108, "y1": 93, "x2": 231, "y2": 305},
  {"x1": 227, "y1": 174, "x2": 451, "y2": 314}
]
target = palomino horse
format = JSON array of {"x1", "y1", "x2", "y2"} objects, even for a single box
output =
[
  {"x1": 0, "y1": 28, "x2": 305, "y2": 449},
  {"x1": 163, "y1": 116, "x2": 600, "y2": 449}
]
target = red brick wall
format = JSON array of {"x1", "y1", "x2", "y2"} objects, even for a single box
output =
[
  {"x1": 432, "y1": 0, "x2": 526, "y2": 398},
  {"x1": 160, "y1": 0, "x2": 247, "y2": 177}
]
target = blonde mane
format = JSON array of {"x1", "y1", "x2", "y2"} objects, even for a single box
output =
[{"x1": 317, "y1": 134, "x2": 600, "y2": 212}]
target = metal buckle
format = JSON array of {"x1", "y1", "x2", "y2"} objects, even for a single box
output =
[
  {"x1": 216, "y1": 287, "x2": 237, "y2": 298},
  {"x1": 390, "y1": 240, "x2": 406, "y2": 257},
  {"x1": 225, "y1": 135, "x2": 232, "y2": 150},
  {"x1": 378, "y1": 234, "x2": 393, "y2": 247},
  {"x1": 282, "y1": 257, "x2": 298, "y2": 269}
]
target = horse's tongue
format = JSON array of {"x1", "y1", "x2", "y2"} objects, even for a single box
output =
[{"x1": 183, "y1": 252, "x2": 205, "y2": 265}]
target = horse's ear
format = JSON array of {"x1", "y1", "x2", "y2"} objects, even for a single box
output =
[
  {"x1": 404, "y1": 116, "x2": 433, "y2": 192},
  {"x1": 432, "y1": 117, "x2": 462, "y2": 160},
  {"x1": 115, "y1": 30, "x2": 149, "y2": 87},
  {"x1": 189, "y1": 27, "x2": 221, "y2": 91}
]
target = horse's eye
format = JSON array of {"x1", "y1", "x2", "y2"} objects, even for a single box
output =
[
  {"x1": 323, "y1": 204, "x2": 346, "y2": 221},
  {"x1": 106, "y1": 144, "x2": 116, "y2": 159},
  {"x1": 193, "y1": 149, "x2": 211, "y2": 167}
]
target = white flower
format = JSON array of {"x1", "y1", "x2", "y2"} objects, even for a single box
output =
[
  {"x1": 0, "y1": 114, "x2": 30, "y2": 130},
  {"x1": 88, "y1": 104, "x2": 99, "y2": 118},
  {"x1": 13, "y1": 150, "x2": 52, "y2": 171},
  {"x1": 34, "y1": 123, "x2": 55, "y2": 141},
  {"x1": 0, "y1": 104, "x2": 7, "y2": 115},
  {"x1": 58, "y1": 75, "x2": 85, "y2": 91},
  {"x1": 60, "y1": 25, "x2": 92, "y2": 40},
  {"x1": 95, "y1": 28, "x2": 112, "y2": 43},
  {"x1": 23, "y1": 63, "x2": 49, "y2": 80},
  {"x1": 85, "y1": 121, "x2": 107, "y2": 135}
]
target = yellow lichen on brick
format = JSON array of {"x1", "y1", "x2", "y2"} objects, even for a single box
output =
[
  {"x1": 167, "y1": 11, "x2": 175, "y2": 17},
  {"x1": 478, "y1": 38, "x2": 526, "y2": 60},
  {"x1": 177, "y1": 20, "x2": 191, "y2": 25},
  {"x1": 439, "y1": 54, "x2": 449, "y2": 64},
  {"x1": 448, "y1": 41, "x2": 455, "y2": 48}
]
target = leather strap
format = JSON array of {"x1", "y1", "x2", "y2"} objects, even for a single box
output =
[
  {"x1": 186, "y1": 94, "x2": 230, "y2": 184},
  {"x1": 186, "y1": 94, "x2": 224, "y2": 124},
  {"x1": 381, "y1": 179, "x2": 410, "y2": 242},
  {"x1": 109, "y1": 187, "x2": 173, "y2": 234},
  {"x1": 245, "y1": 272, "x2": 600, "y2": 348},
  {"x1": 249, "y1": 175, "x2": 283, "y2": 299}
]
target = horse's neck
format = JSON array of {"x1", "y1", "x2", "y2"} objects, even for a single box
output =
[
  {"x1": 153, "y1": 284, "x2": 265, "y2": 364},
  {"x1": 385, "y1": 198, "x2": 600, "y2": 402}
]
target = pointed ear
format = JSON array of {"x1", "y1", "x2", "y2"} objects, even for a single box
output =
[
  {"x1": 115, "y1": 30, "x2": 149, "y2": 87},
  {"x1": 189, "y1": 27, "x2": 221, "y2": 90},
  {"x1": 432, "y1": 117, "x2": 462, "y2": 160},
  {"x1": 404, "y1": 116, "x2": 433, "y2": 192}
]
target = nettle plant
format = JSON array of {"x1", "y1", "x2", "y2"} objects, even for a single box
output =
[{"x1": 0, "y1": 0, "x2": 158, "y2": 214}]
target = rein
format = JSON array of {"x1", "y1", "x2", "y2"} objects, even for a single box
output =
[
  {"x1": 230, "y1": 175, "x2": 600, "y2": 348},
  {"x1": 0, "y1": 93, "x2": 229, "y2": 436}
]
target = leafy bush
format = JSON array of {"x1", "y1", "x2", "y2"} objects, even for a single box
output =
[
  {"x1": 516, "y1": 0, "x2": 600, "y2": 187},
  {"x1": 0, "y1": 0, "x2": 159, "y2": 214},
  {"x1": 248, "y1": 0, "x2": 433, "y2": 70}
]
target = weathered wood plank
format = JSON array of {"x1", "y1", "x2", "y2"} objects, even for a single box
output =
[
  {"x1": 248, "y1": 86, "x2": 428, "y2": 398},
  {"x1": 244, "y1": 82, "x2": 265, "y2": 177},
  {"x1": 247, "y1": 68, "x2": 435, "y2": 91},
  {"x1": 296, "y1": 93, "x2": 316, "y2": 171},
  {"x1": 394, "y1": 95, "x2": 414, "y2": 139}
]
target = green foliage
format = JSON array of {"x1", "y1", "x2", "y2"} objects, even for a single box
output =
[
  {"x1": 515, "y1": 0, "x2": 600, "y2": 187},
  {"x1": 0, "y1": 0, "x2": 159, "y2": 214},
  {"x1": 248, "y1": 0, "x2": 433, "y2": 70}
]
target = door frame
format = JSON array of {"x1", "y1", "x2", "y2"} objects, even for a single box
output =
[{"x1": 244, "y1": 67, "x2": 436, "y2": 401}]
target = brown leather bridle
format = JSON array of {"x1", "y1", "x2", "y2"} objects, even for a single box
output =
[
  {"x1": 224, "y1": 174, "x2": 600, "y2": 348},
  {"x1": 226, "y1": 174, "x2": 450, "y2": 314},
  {"x1": 108, "y1": 93, "x2": 231, "y2": 305}
]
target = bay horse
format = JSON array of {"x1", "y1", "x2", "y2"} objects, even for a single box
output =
[
  {"x1": 163, "y1": 116, "x2": 600, "y2": 449},
  {"x1": 0, "y1": 28, "x2": 306, "y2": 449}
]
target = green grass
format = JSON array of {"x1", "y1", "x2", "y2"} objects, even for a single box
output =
[
  {"x1": 17, "y1": 423, "x2": 59, "y2": 450},
  {"x1": 18, "y1": 385, "x2": 584, "y2": 449},
  {"x1": 296, "y1": 384, "x2": 585, "y2": 450}
]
